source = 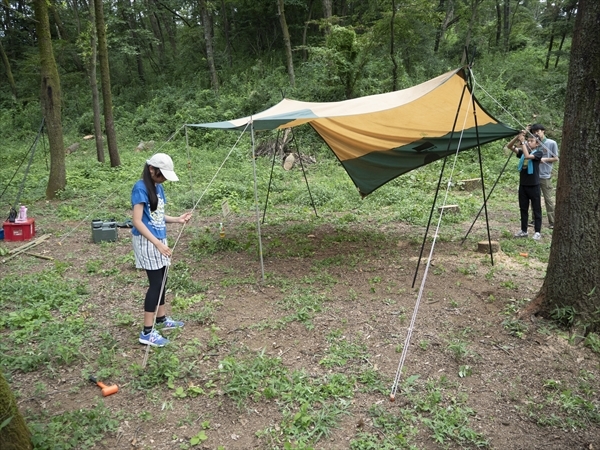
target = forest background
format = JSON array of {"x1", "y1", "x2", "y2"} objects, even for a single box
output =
[{"x1": 2, "y1": 1, "x2": 597, "y2": 449}]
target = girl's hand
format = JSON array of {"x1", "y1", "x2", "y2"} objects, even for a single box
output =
[
  {"x1": 179, "y1": 212, "x2": 192, "y2": 224},
  {"x1": 156, "y1": 241, "x2": 172, "y2": 257}
]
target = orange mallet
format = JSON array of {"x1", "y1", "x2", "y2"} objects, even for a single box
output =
[{"x1": 89, "y1": 376, "x2": 119, "y2": 396}]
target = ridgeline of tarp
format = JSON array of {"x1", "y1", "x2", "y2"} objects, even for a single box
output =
[{"x1": 188, "y1": 68, "x2": 518, "y2": 196}]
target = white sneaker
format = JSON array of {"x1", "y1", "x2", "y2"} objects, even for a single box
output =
[
  {"x1": 532, "y1": 232, "x2": 541, "y2": 241},
  {"x1": 514, "y1": 230, "x2": 528, "y2": 238}
]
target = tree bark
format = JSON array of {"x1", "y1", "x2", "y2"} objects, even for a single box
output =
[
  {"x1": 0, "y1": 366, "x2": 32, "y2": 449},
  {"x1": 390, "y1": 0, "x2": 397, "y2": 90},
  {"x1": 94, "y1": 0, "x2": 121, "y2": 167},
  {"x1": 34, "y1": 0, "x2": 66, "y2": 199},
  {"x1": 277, "y1": 0, "x2": 295, "y2": 88},
  {"x1": 435, "y1": 0, "x2": 457, "y2": 53},
  {"x1": 88, "y1": 0, "x2": 105, "y2": 163},
  {"x1": 199, "y1": 0, "x2": 219, "y2": 90},
  {"x1": 322, "y1": 0, "x2": 332, "y2": 34},
  {"x1": 0, "y1": 38, "x2": 18, "y2": 102},
  {"x1": 533, "y1": 0, "x2": 600, "y2": 332}
]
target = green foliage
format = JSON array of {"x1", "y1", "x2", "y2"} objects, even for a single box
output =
[
  {"x1": 29, "y1": 401, "x2": 121, "y2": 449},
  {"x1": 0, "y1": 270, "x2": 90, "y2": 372}
]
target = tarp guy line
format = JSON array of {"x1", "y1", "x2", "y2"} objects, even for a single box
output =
[
  {"x1": 390, "y1": 84, "x2": 476, "y2": 399},
  {"x1": 142, "y1": 121, "x2": 252, "y2": 368},
  {"x1": 472, "y1": 74, "x2": 558, "y2": 176}
]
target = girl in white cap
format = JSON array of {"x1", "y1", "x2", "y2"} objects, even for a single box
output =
[{"x1": 131, "y1": 153, "x2": 192, "y2": 346}]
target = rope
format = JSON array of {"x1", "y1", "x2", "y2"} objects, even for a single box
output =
[
  {"x1": 141, "y1": 122, "x2": 251, "y2": 367},
  {"x1": 471, "y1": 75, "x2": 559, "y2": 172},
  {"x1": 390, "y1": 85, "x2": 475, "y2": 400},
  {"x1": 0, "y1": 118, "x2": 44, "y2": 207}
]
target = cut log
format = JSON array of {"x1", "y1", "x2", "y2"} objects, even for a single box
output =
[
  {"x1": 458, "y1": 178, "x2": 482, "y2": 191},
  {"x1": 66, "y1": 142, "x2": 80, "y2": 154},
  {"x1": 438, "y1": 204, "x2": 460, "y2": 214},
  {"x1": 283, "y1": 153, "x2": 295, "y2": 170},
  {"x1": 477, "y1": 240, "x2": 500, "y2": 253}
]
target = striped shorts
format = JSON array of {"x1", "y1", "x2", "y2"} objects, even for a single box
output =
[{"x1": 132, "y1": 234, "x2": 171, "y2": 270}]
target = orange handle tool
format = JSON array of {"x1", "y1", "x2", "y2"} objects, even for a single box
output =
[{"x1": 89, "y1": 376, "x2": 119, "y2": 396}]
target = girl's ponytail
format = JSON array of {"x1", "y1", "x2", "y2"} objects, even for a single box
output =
[{"x1": 142, "y1": 164, "x2": 158, "y2": 211}]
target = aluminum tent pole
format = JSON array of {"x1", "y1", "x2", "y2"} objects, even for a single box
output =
[{"x1": 251, "y1": 121, "x2": 266, "y2": 281}]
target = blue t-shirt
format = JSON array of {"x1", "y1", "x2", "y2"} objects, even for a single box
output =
[{"x1": 131, "y1": 180, "x2": 167, "y2": 239}]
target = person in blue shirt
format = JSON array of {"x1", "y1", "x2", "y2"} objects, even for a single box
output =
[
  {"x1": 505, "y1": 133, "x2": 544, "y2": 240},
  {"x1": 131, "y1": 153, "x2": 192, "y2": 347}
]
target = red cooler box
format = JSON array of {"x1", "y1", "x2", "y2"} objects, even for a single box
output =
[{"x1": 3, "y1": 218, "x2": 36, "y2": 241}]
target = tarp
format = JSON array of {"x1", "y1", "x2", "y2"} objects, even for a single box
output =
[{"x1": 188, "y1": 68, "x2": 517, "y2": 195}]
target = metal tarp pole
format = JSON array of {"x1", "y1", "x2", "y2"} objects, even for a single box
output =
[{"x1": 251, "y1": 121, "x2": 265, "y2": 281}]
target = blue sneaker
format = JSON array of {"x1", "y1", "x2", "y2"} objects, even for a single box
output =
[
  {"x1": 139, "y1": 329, "x2": 169, "y2": 347},
  {"x1": 158, "y1": 316, "x2": 184, "y2": 330}
]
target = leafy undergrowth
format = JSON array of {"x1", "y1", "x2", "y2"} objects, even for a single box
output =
[
  {"x1": 2, "y1": 215, "x2": 599, "y2": 449},
  {"x1": 1, "y1": 144, "x2": 599, "y2": 449}
]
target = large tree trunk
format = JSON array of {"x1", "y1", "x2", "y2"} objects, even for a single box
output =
[
  {"x1": 88, "y1": 0, "x2": 105, "y2": 163},
  {"x1": 532, "y1": 0, "x2": 600, "y2": 333},
  {"x1": 199, "y1": 0, "x2": 219, "y2": 90},
  {"x1": 0, "y1": 370, "x2": 32, "y2": 449},
  {"x1": 277, "y1": 0, "x2": 295, "y2": 88},
  {"x1": 94, "y1": 0, "x2": 120, "y2": 167},
  {"x1": 34, "y1": 0, "x2": 66, "y2": 199}
]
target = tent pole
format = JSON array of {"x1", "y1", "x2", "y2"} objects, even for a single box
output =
[
  {"x1": 290, "y1": 128, "x2": 318, "y2": 218},
  {"x1": 412, "y1": 79, "x2": 469, "y2": 288},
  {"x1": 466, "y1": 67, "x2": 494, "y2": 266},
  {"x1": 251, "y1": 123, "x2": 266, "y2": 281},
  {"x1": 262, "y1": 128, "x2": 282, "y2": 224},
  {"x1": 461, "y1": 153, "x2": 512, "y2": 245}
]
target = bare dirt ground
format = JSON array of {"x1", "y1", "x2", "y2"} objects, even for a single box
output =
[{"x1": 3, "y1": 211, "x2": 599, "y2": 449}]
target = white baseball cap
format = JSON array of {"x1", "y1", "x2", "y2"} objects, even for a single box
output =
[{"x1": 146, "y1": 153, "x2": 179, "y2": 181}]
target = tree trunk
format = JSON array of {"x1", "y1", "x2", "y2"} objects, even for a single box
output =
[
  {"x1": 0, "y1": 368, "x2": 32, "y2": 449},
  {"x1": 502, "y1": 0, "x2": 509, "y2": 51},
  {"x1": 220, "y1": 0, "x2": 233, "y2": 67},
  {"x1": 435, "y1": 0, "x2": 456, "y2": 53},
  {"x1": 390, "y1": 0, "x2": 397, "y2": 91},
  {"x1": 533, "y1": 0, "x2": 600, "y2": 333},
  {"x1": 0, "y1": 39, "x2": 18, "y2": 102},
  {"x1": 277, "y1": 0, "x2": 295, "y2": 88},
  {"x1": 88, "y1": 0, "x2": 105, "y2": 163},
  {"x1": 199, "y1": 0, "x2": 219, "y2": 90},
  {"x1": 322, "y1": 0, "x2": 332, "y2": 33},
  {"x1": 494, "y1": 0, "x2": 501, "y2": 47},
  {"x1": 34, "y1": 0, "x2": 66, "y2": 199},
  {"x1": 302, "y1": 0, "x2": 314, "y2": 61},
  {"x1": 94, "y1": 0, "x2": 121, "y2": 167}
]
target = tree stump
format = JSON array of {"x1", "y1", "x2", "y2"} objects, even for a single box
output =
[
  {"x1": 477, "y1": 240, "x2": 500, "y2": 253},
  {"x1": 438, "y1": 204, "x2": 460, "y2": 214},
  {"x1": 458, "y1": 178, "x2": 482, "y2": 191}
]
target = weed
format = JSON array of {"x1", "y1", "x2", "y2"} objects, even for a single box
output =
[
  {"x1": 584, "y1": 332, "x2": 600, "y2": 353},
  {"x1": 502, "y1": 318, "x2": 528, "y2": 338},
  {"x1": 550, "y1": 305, "x2": 577, "y2": 327},
  {"x1": 447, "y1": 339, "x2": 469, "y2": 360},
  {"x1": 458, "y1": 365, "x2": 473, "y2": 377},
  {"x1": 419, "y1": 340, "x2": 429, "y2": 350},
  {"x1": 320, "y1": 331, "x2": 368, "y2": 368},
  {"x1": 29, "y1": 401, "x2": 121, "y2": 449},
  {"x1": 132, "y1": 348, "x2": 181, "y2": 389}
]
